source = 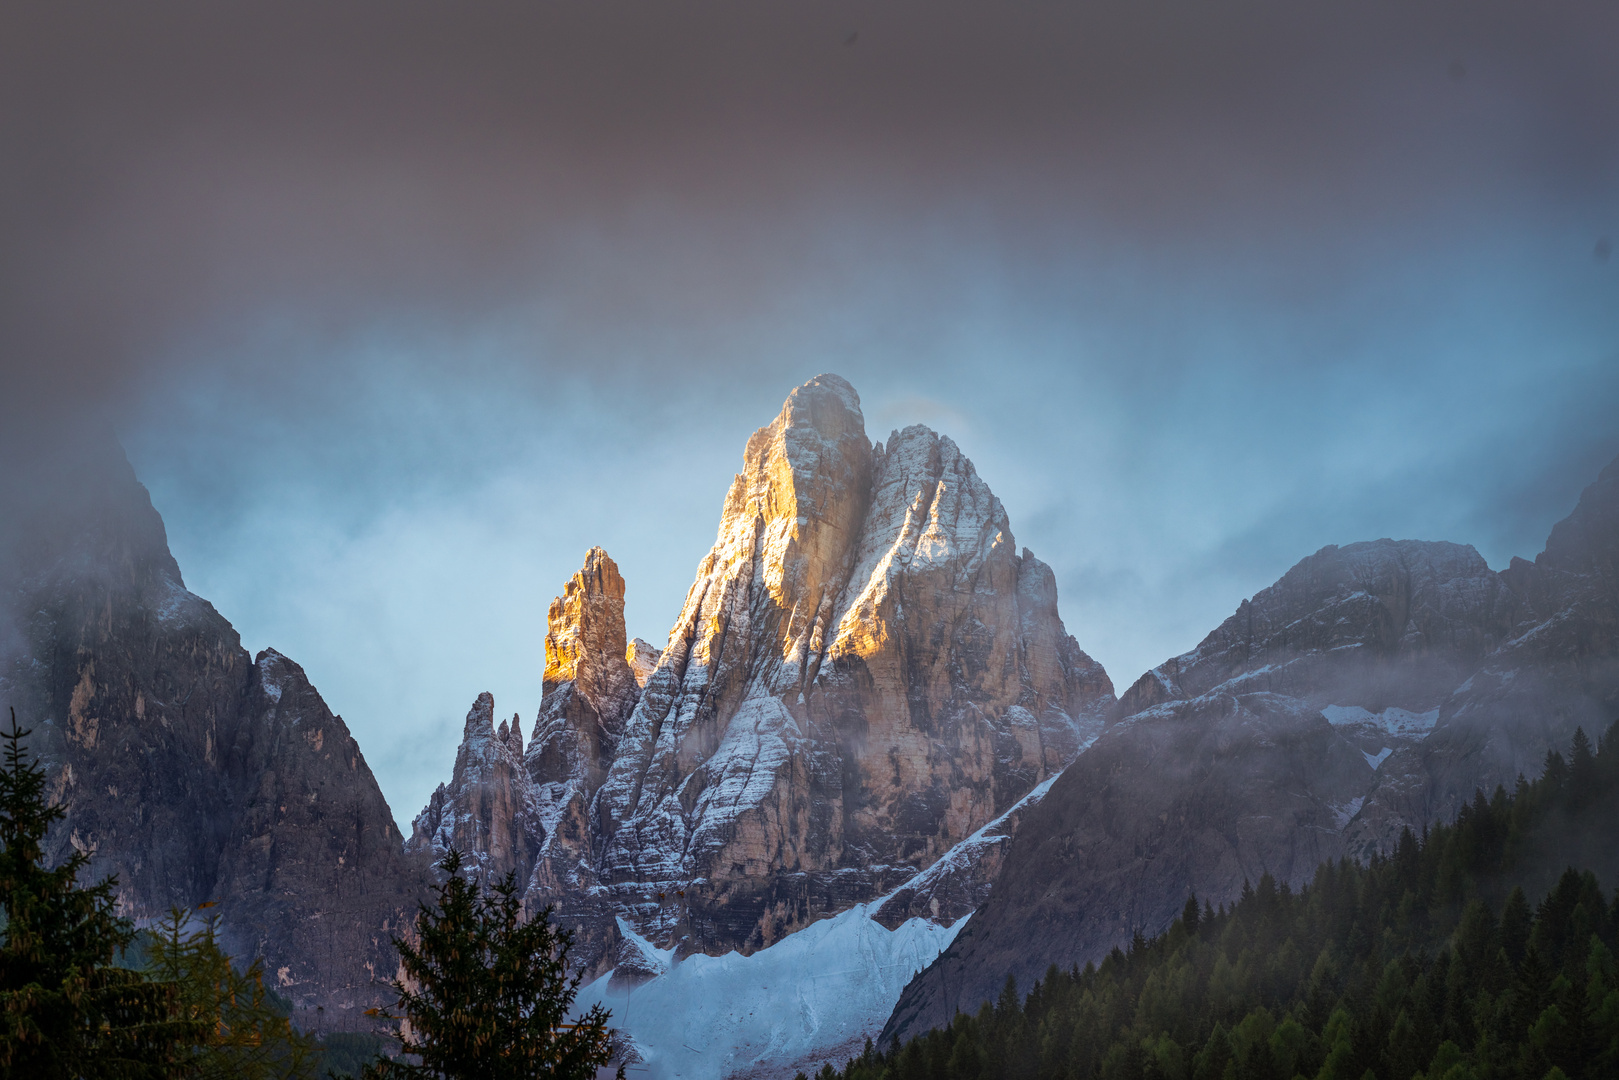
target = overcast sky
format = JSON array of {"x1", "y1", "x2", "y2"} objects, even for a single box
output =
[{"x1": 3, "y1": 1, "x2": 1617, "y2": 826}]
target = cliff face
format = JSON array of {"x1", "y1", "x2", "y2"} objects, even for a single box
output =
[
  {"x1": 0, "y1": 437, "x2": 421, "y2": 1024},
  {"x1": 417, "y1": 375, "x2": 1115, "y2": 968},
  {"x1": 528, "y1": 548, "x2": 641, "y2": 893},
  {"x1": 1113, "y1": 539, "x2": 1519, "y2": 718},
  {"x1": 409, "y1": 692, "x2": 534, "y2": 885},
  {"x1": 883, "y1": 459, "x2": 1619, "y2": 1046},
  {"x1": 1348, "y1": 458, "x2": 1619, "y2": 854},
  {"x1": 213, "y1": 650, "x2": 422, "y2": 1008}
]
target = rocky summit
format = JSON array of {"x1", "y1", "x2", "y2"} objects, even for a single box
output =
[
  {"x1": 883, "y1": 455, "x2": 1619, "y2": 1046},
  {"x1": 0, "y1": 435, "x2": 422, "y2": 1027},
  {"x1": 415, "y1": 374, "x2": 1115, "y2": 971}
]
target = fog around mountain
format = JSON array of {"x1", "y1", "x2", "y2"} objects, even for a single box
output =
[{"x1": 3, "y1": 1, "x2": 1616, "y2": 820}]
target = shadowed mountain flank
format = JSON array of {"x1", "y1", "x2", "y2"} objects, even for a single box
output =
[
  {"x1": 883, "y1": 455, "x2": 1619, "y2": 1046},
  {"x1": 0, "y1": 436, "x2": 423, "y2": 1025}
]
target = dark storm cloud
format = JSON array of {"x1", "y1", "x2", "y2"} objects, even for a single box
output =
[
  {"x1": 4, "y1": 0, "x2": 1616, "y2": 423},
  {"x1": 4, "y1": 1, "x2": 1618, "y2": 818}
]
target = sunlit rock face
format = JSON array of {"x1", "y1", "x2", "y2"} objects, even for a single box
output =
[
  {"x1": 883, "y1": 455, "x2": 1619, "y2": 1047},
  {"x1": 420, "y1": 374, "x2": 1114, "y2": 969},
  {"x1": 626, "y1": 638, "x2": 661, "y2": 688},
  {"x1": 526, "y1": 548, "x2": 641, "y2": 893},
  {"x1": 405, "y1": 547, "x2": 646, "y2": 964},
  {"x1": 0, "y1": 437, "x2": 421, "y2": 1025},
  {"x1": 593, "y1": 375, "x2": 1112, "y2": 957}
]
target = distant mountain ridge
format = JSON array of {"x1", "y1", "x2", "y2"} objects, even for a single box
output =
[{"x1": 882, "y1": 454, "x2": 1619, "y2": 1046}]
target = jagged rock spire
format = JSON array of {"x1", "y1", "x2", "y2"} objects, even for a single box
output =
[
  {"x1": 529, "y1": 547, "x2": 639, "y2": 788},
  {"x1": 409, "y1": 692, "x2": 535, "y2": 884},
  {"x1": 543, "y1": 546, "x2": 640, "y2": 721},
  {"x1": 409, "y1": 546, "x2": 651, "y2": 903}
]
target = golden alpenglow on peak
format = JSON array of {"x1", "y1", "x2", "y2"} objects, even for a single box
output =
[
  {"x1": 543, "y1": 546, "x2": 632, "y2": 698},
  {"x1": 420, "y1": 374, "x2": 1117, "y2": 977}
]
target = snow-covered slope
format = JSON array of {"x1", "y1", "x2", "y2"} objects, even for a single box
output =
[
  {"x1": 570, "y1": 761, "x2": 1077, "y2": 1079},
  {"x1": 573, "y1": 900, "x2": 967, "y2": 1080}
]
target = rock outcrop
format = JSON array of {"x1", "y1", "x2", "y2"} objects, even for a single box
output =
[
  {"x1": 528, "y1": 548, "x2": 642, "y2": 890},
  {"x1": 626, "y1": 638, "x2": 661, "y2": 688},
  {"x1": 409, "y1": 693, "x2": 534, "y2": 884},
  {"x1": 418, "y1": 375, "x2": 1115, "y2": 970},
  {"x1": 883, "y1": 458, "x2": 1619, "y2": 1045},
  {"x1": 0, "y1": 435, "x2": 422, "y2": 1026}
]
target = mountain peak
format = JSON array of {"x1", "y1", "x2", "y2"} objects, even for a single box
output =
[
  {"x1": 413, "y1": 375, "x2": 1112, "y2": 976},
  {"x1": 584, "y1": 375, "x2": 1112, "y2": 958},
  {"x1": 543, "y1": 547, "x2": 637, "y2": 720},
  {"x1": 1536, "y1": 451, "x2": 1619, "y2": 585},
  {"x1": 790, "y1": 372, "x2": 862, "y2": 416}
]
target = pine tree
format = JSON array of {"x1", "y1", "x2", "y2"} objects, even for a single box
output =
[
  {"x1": 142, "y1": 906, "x2": 320, "y2": 1079},
  {"x1": 1182, "y1": 891, "x2": 1201, "y2": 936},
  {"x1": 1569, "y1": 727, "x2": 1597, "y2": 807},
  {"x1": 368, "y1": 849, "x2": 621, "y2": 1080},
  {"x1": 0, "y1": 709, "x2": 201, "y2": 1078},
  {"x1": 825, "y1": 723, "x2": 1619, "y2": 1080}
]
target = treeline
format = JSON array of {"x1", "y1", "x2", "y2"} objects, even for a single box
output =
[{"x1": 819, "y1": 722, "x2": 1619, "y2": 1080}]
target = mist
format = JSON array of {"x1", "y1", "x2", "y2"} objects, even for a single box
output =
[{"x1": 3, "y1": 0, "x2": 1616, "y2": 821}]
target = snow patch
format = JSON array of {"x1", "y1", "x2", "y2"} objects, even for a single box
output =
[
  {"x1": 1331, "y1": 796, "x2": 1365, "y2": 829},
  {"x1": 256, "y1": 653, "x2": 288, "y2": 704},
  {"x1": 880, "y1": 770, "x2": 1065, "y2": 906},
  {"x1": 573, "y1": 903, "x2": 965, "y2": 1080},
  {"x1": 153, "y1": 578, "x2": 202, "y2": 625},
  {"x1": 1321, "y1": 704, "x2": 1439, "y2": 738},
  {"x1": 1361, "y1": 747, "x2": 1393, "y2": 770},
  {"x1": 574, "y1": 769, "x2": 1064, "y2": 1078}
]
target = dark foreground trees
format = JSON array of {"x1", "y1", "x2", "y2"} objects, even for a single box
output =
[
  {"x1": 142, "y1": 907, "x2": 320, "y2": 1079},
  {"x1": 366, "y1": 849, "x2": 621, "y2": 1080},
  {"x1": 0, "y1": 710, "x2": 318, "y2": 1079},
  {"x1": 0, "y1": 709, "x2": 200, "y2": 1077},
  {"x1": 835, "y1": 723, "x2": 1619, "y2": 1080}
]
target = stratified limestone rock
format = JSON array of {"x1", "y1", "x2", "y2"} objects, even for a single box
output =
[
  {"x1": 541, "y1": 548, "x2": 641, "y2": 731},
  {"x1": 882, "y1": 692, "x2": 1373, "y2": 1048},
  {"x1": 586, "y1": 375, "x2": 1113, "y2": 956},
  {"x1": 0, "y1": 436, "x2": 420, "y2": 1026},
  {"x1": 1349, "y1": 456, "x2": 1619, "y2": 854},
  {"x1": 869, "y1": 772, "x2": 1062, "y2": 930},
  {"x1": 592, "y1": 374, "x2": 881, "y2": 946},
  {"x1": 1114, "y1": 538, "x2": 1520, "y2": 716},
  {"x1": 626, "y1": 639, "x2": 661, "y2": 688},
  {"x1": 215, "y1": 650, "x2": 421, "y2": 1011},
  {"x1": 526, "y1": 548, "x2": 641, "y2": 891},
  {"x1": 412, "y1": 547, "x2": 650, "y2": 970}
]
